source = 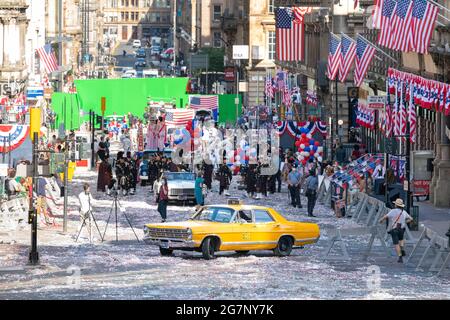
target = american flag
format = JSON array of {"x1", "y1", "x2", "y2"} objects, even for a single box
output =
[
  {"x1": 445, "y1": 84, "x2": 450, "y2": 116},
  {"x1": 372, "y1": 0, "x2": 382, "y2": 29},
  {"x1": 36, "y1": 44, "x2": 59, "y2": 74},
  {"x1": 354, "y1": 36, "x2": 376, "y2": 87},
  {"x1": 385, "y1": 103, "x2": 392, "y2": 138},
  {"x1": 393, "y1": 83, "x2": 400, "y2": 137},
  {"x1": 293, "y1": 7, "x2": 312, "y2": 23},
  {"x1": 265, "y1": 76, "x2": 274, "y2": 99},
  {"x1": 390, "y1": 0, "x2": 414, "y2": 52},
  {"x1": 377, "y1": 0, "x2": 397, "y2": 48},
  {"x1": 327, "y1": 33, "x2": 341, "y2": 80},
  {"x1": 276, "y1": 70, "x2": 286, "y2": 91},
  {"x1": 189, "y1": 95, "x2": 218, "y2": 110},
  {"x1": 339, "y1": 35, "x2": 356, "y2": 83},
  {"x1": 275, "y1": 7, "x2": 305, "y2": 61},
  {"x1": 411, "y1": 0, "x2": 439, "y2": 54},
  {"x1": 165, "y1": 109, "x2": 195, "y2": 129},
  {"x1": 409, "y1": 83, "x2": 417, "y2": 143},
  {"x1": 282, "y1": 86, "x2": 292, "y2": 107}
]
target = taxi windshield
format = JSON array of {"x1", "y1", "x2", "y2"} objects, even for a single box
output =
[
  {"x1": 164, "y1": 172, "x2": 195, "y2": 181},
  {"x1": 193, "y1": 207, "x2": 235, "y2": 223}
]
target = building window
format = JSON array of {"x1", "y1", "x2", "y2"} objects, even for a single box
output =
[
  {"x1": 213, "y1": 5, "x2": 221, "y2": 21},
  {"x1": 213, "y1": 32, "x2": 222, "y2": 48},
  {"x1": 268, "y1": 0, "x2": 275, "y2": 14},
  {"x1": 268, "y1": 31, "x2": 275, "y2": 60}
]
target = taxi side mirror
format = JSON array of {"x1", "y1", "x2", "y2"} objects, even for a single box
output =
[{"x1": 274, "y1": 223, "x2": 281, "y2": 228}]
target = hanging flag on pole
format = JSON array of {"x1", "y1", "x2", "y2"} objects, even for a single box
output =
[
  {"x1": 411, "y1": 0, "x2": 439, "y2": 54},
  {"x1": 390, "y1": 0, "x2": 414, "y2": 52},
  {"x1": 339, "y1": 34, "x2": 356, "y2": 83},
  {"x1": 36, "y1": 44, "x2": 59, "y2": 74},
  {"x1": 354, "y1": 36, "x2": 376, "y2": 87},
  {"x1": 327, "y1": 33, "x2": 341, "y2": 80},
  {"x1": 275, "y1": 7, "x2": 305, "y2": 61},
  {"x1": 409, "y1": 83, "x2": 417, "y2": 143},
  {"x1": 377, "y1": 0, "x2": 398, "y2": 48}
]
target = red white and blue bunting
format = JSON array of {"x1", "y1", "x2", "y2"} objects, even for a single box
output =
[
  {"x1": 356, "y1": 104, "x2": 375, "y2": 130},
  {"x1": 275, "y1": 121, "x2": 327, "y2": 137},
  {"x1": 0, "y1": 125, "x2": 29, "y2": 153}
]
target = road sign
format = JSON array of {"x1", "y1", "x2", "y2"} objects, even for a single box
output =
[
  {"x1": 190, "y1": 54, "x2": 209, "y2": 70},
  {"x1": 101, "y1": 97, "x2": 106, "y2": 115},
  {"x1": 27, "y1": 86, "x2": 44, "y2": 99},
  {"x1": 368, "y1": 96, "x2": 386, "y2": 109},
  {"x1": 233, "y1": 45, "x2": 249, "y2": 60}
]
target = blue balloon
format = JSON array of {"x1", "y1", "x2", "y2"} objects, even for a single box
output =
[
  {"x1": 309, "y1": 139, "x2": 315, "y2": 145},
  {"x1": 174, "y1": 138, "x2": 183, "y2": 145},
  {"x1": 300, "y1": 128, "x2": 306, "y2": 134},
  {"x1": 313, "y1": 145, "x2": 318, "y2": 152},
  {"x1": 304, "y1": 146, "x2": 310, "y2": 152}
]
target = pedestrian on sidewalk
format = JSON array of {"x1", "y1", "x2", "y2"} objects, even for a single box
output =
[
  {"x1": 287, "y1": 165, "x2": 302, "y2": 208},
  {"x1": 305, "y1": 170, "x2": 319, "y2": 217},
  {"x1": 156, "y1": 177, "x2": 169, "y2": 222},
  {"x1": 195, "y1": 172, "x2": 205, "y2": 207},
  {"x1": 379, "y1": 198, "x2": 413, "y2": 263}
]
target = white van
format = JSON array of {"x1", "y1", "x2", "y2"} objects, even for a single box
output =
[
  {"x1": 132, "y1": 40, "x2": 141, "y2": 48},
  {"x1": 122, "y1": 69, "x2": 137, "y2": 78},
  {"x1": 143, "y1": 69, "x2": 159, "y2": 78}
]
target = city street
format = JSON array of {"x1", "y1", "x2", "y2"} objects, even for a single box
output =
[{"x1": 1, "y1": 142, "x2": 449, "y2": 300}]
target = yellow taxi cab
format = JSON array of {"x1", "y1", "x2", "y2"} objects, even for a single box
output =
[{"x1": 143, "y1": 199, "x2": 320, "y2": 259}]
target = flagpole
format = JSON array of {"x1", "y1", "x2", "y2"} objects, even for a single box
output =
[
  {"x1": 384, "y1": 78, "x2": 389, "y2": 206},
  {"x1": 429, "y1": 0, "x2": 450, "y2": 14},
  {"x1": 357, "y1": 35, "x2": 398, "y2": 65}
]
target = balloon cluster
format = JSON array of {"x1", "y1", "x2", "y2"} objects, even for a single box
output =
[
  {"x1": 294, "y1": 129, "x2": 323, "y2": 165},
  {"x1": 227, "y1": 140, "x2": 252, "y2": 172},
  {"x1": 173, "y1": 128, "x2": 191, "y2": 146}
]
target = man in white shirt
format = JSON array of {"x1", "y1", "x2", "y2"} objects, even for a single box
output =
[
  {"x1": 379, "y1": 198, "x2": 413, "y2": 263},
  {"x1": 77, "y1": 183, "x2": 98, "y2": 242},
  {"x1": 372, "y1": 160, "x2": 386, "y2": 195}
]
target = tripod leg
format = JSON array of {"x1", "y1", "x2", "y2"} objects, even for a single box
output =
[
  {"x1": 122, "y1": 211, "x2": 140, "y2": 242},
  {"x1": 90, "y1": 212, "x2": 104, "y2": 242},
  {"x1": 102, "y1": 204, "x2": 114, "y2": 241},
  {"x1": 75, "y1": 215, "x2": 88, "y2": 242}
]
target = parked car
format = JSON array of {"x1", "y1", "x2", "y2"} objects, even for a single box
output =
[
  {"x1": 132, "y1": 39, "x2": 141, "y2": 48},
  {"x1": 135, "y1": 48, "x2": 146, "y2": 58},
  {"x1": 121, "y1": 69, "x2": 137, "y2": 78},
  {"x1": 151, "y1": 46, "x2": 161, "y2": 56},
  {"x1": 153, "y1": 171, "x2": 196, "y2": 203},
  {"x1": 143, "y1": 200, "x2": 321, "y2": 259}
]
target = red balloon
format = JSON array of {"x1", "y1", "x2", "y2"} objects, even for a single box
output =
[
  {"x1": 244, "y1": 156, "x2": 249, "y2": 161},
  {"x1": 302, "y1": 159, "x2": 307, "y2": 165},
  {"x1": 295, "y1": 140, "x2": 301, "y2": 147},
  {"x1": 301, "y1": 133, "x2": 307, "y2": 139},
  {"x1": 310, "y1": 150, "x2": 315, "y2": 156},
  {"x1": 314, "y1": 141, "x2": 320, "y2": 147}
]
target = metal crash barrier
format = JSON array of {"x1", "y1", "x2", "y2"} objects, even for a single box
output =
[{"x1": 321, "y1": 191, "x2": 416, "y2": 262}]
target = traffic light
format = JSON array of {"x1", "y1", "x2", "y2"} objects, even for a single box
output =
[{"x1": 96, "y1": 115, "x2": 103, "y2": 125}]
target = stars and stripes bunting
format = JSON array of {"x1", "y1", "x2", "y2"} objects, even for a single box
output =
[
  {"x1": 409, "y1": 83, "x2": 417, "y2": 143},
  {"x1": 36, "y1": 44, "x2": 59, "y2": 74},
  {"x1": 275, "y1": 7, "x2": 305, "y2": 61},
  {"x1": 339, "y1": 34, "x2": 356, "y2": 83},
  {"x1": 327, "y1": 33, "x2": 341, "y2": 80},
  {"x1": 354, "y1": 36, "x2": 376, "y2": 87}
]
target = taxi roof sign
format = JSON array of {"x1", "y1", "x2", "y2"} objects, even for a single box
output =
[{"x1": 227, "y1": 198, "x2": 243, "y2": 205}]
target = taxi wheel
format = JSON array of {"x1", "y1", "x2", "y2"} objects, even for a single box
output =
[
  {"x1": 159, "y1": 247, "x2": 173, "y2": 256},
  {"x1": 201, "y1": 237, "x2": 216, "y2": 260},
  {"x1": 273, "y1": 236, "x2": 293, "y2": 257}
]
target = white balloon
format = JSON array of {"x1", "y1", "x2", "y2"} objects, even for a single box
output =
[
  {"x1": 314, "y1": 153, "x2": 319, "y2": 158},
  {"x1": 300, "y1": 144, "x2": 305, "y2": 149},
  {"x1": 235, "y1": 161, "x2": 241, "y2": 166},
  {"x1": 317, "y1": 146, "x2": 323, "y2": 153},
  {"x1": 306, "y1": 133, "x2": 312, "y2": 139},
  {"x1": 318, "y1": 156, "x2": 323, "y2": 162},
  {"x1": 235, "y1": 155, "x2": 241, "y2": 161}
]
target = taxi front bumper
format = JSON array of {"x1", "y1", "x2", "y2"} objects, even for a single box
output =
[{"x1": 143, "y1": 237, "x2": 200, "y2": 249}]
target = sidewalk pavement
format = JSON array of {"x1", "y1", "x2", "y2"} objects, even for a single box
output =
[{"x1": 416, "y1": 201, "x2": 450, "y2": 237}]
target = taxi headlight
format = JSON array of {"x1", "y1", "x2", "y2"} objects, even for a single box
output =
[
  {"x1": 186, "y1": 228, "x2": 192, "y2": 240},
  {"x1": 143, "y1": 226, "x2": 150, "y2": 235}
]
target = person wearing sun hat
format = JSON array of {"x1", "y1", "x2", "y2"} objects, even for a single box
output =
[{"x1": 379, "y1": 198, "x2": 413, "y2": 263}]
